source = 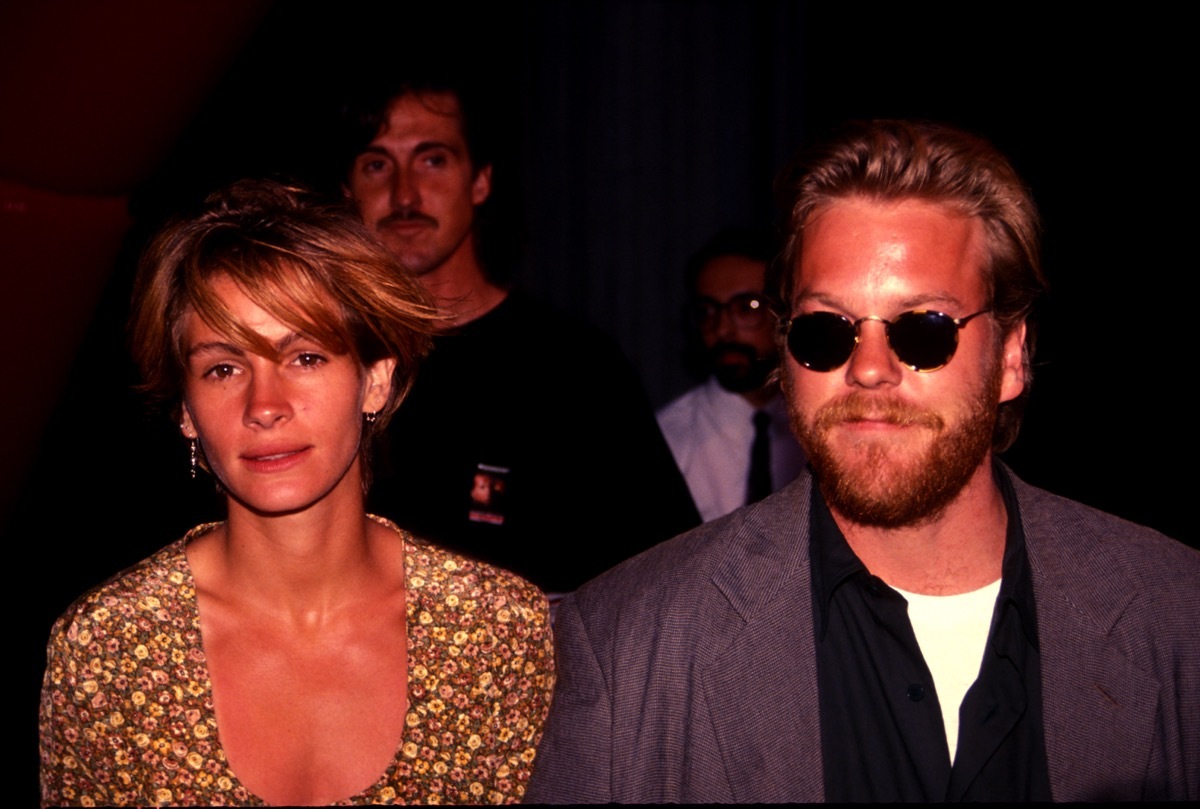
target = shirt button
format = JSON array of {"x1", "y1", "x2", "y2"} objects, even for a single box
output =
[{"x1": 907, "y1": 684, "x2": 926, "y2": 702}]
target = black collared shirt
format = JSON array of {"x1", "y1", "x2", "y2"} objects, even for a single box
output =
[{"x1": 812, "y1": 463, "x2": 1052, "y2": 801}]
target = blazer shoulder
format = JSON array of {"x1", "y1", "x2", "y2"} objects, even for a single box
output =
[
  {"x1": 571, "y1": 474, "x2": 814, "y2": 638},
  {"x1": 1012, "y1": 473, "x2": 1200, "y2": 800},
  {"x1": 1014, "y1": 473, "x2": 1199, "y2": 650},
  {"x1": 1015, "y1": 474, "x2": 1198, "y2": 589}
]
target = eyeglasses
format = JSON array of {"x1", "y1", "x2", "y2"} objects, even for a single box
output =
[
  {"x1": 782, "y1": 309, "x2": 991, "y2": 372},
  {"x1": 688, "y1": 293, "x2": 768, "y2": 331}
]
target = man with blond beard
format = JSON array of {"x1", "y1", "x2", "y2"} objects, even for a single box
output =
[{"x1": 527, "y1": 120, "x2": 1199, "y2": 802}]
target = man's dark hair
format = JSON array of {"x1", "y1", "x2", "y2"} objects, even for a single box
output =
[
  {"x1": 683, "y1": 225, "x2": 776, "y2": 296},
  {"x1": 337, "y1": 74, "x2": 494, "y2": 179},
  {"x1": 768, "y1": 120, "x2": 1046, "y2": 451},
  {"x1": 335, "y1": 68, "x2": 522, "y2": 284}
]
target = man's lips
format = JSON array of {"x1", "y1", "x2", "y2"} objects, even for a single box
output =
[
  {"x1": 712, "y1": 349, "x2": 752, "y2": 367},
  {"x1": 815, "y1": 396, "x2": 944, "y2": 431},
  {"x1": 377, "y1": 211, "x2": 437, "y2": 231},
  {"x1": 709, "y1": 342, "x2": 757, "y2": 364},
  {"x1": 834, "y1": 417, "x2": 916, "y2": 435}
]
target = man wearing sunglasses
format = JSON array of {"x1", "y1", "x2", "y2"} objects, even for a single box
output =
[
  {"x1": 528, "y1": 120, "x2": 1198, "y2": 803},
  {"x1": 657, "y1": 227, "x2": 807, "y2": 522}
]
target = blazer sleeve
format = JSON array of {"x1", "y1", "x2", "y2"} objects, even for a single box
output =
[{"x1": 525, "y1": 595, "x2": 612, "y2": 804}]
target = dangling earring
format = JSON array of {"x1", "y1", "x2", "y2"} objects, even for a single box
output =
[
  {"x1": 364, "y1": 411, "x2": 378, "y2": 425},
  {"x1": 189, "y1": 439, "x2": 198, "y2": 479}
]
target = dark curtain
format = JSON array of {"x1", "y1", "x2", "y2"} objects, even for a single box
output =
[{"x1": 10, "y1": 4, "x2": 1193, "y2": 802}]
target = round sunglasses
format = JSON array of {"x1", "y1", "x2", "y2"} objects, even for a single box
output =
[{"x1": 782, "y1": 309, "x2": 991, "y2": 372}]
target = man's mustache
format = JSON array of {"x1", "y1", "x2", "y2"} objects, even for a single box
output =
[
  {"x1": 814, "y1": 393, "x2": 944, "y2": 431},
  {"x1": 378, "y1": 209, "x2": 437, "y2": 228},
  {"x1": 708, "y1": 341, "x2": 760, "y2": 364}
]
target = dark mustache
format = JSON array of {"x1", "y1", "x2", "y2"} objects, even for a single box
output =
[
  {"x1": 708, "y1": 342, "x2": 758, "y2": 362},
  {"x1": 378, "y1": 209, "x2": 437, "y2": 228}
]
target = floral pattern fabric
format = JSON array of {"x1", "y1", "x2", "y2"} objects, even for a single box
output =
[{"x1": 40, "y1": 519, "x2": 555, "y2": 806}]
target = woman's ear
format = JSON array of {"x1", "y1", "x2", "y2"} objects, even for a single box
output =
[
  {"x1": 180, "y1": 403, "x2": 199, "y2": 440},
  {"x1": 362, "y1": 358, "x2": 397, "y2": 416}
]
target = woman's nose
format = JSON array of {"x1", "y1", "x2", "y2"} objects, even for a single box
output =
[{"x1": 243, "y1": 371, "x2": 292, "y2": 428}]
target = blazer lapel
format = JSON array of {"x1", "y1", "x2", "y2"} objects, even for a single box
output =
[
  {"x1": 1016, "y1": 475, "x2": 1161, "y2": 800},
  {"x1": 699, "y1": 479, "x2": 826, "y2": 803},
  {"x1": 1036, "y1": 584, "x2": 1160, "y2": 801}
]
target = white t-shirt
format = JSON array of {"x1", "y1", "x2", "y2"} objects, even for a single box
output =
[{"x1": 893, "y1": 579, "x2": 1002, "y2": 764}]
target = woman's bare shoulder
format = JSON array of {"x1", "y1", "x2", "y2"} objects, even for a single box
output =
[{"x1": 47, "y1": 525, "x2": 220, "y2": 645}]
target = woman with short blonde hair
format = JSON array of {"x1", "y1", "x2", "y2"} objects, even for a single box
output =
[{"x1": 40, "y1": 180, "x2": 554, "y2": 806}]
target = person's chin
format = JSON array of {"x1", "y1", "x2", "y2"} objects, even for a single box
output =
[
  {"x1": 714, "y1": 368, "x2": 757, "y2": 394},
  {"x1": 716, "y1": 358, "x2": 778, "y2": 393}
]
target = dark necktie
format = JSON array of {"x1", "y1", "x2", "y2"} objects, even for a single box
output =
[{"x1": 747, "y1": 410, "x2": 772, "y2": 504}]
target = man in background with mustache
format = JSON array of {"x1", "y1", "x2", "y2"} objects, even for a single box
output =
[
  {"x1": 527, "y1": 120, "x2": 1199, "y2": 802},
  {"x1": 340, "y1": 73, "x2": 699, "y2": 595},
  {"x1": 657, "y1": 228, "x2": 806, "y2": 522}
]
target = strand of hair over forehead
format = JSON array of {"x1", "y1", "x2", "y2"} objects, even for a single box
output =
[
  {"x1": 179, "y1": 181, "x2": 439, "y2": 369},
  {"x1": 181, "y1": 224, "x2": 347, "y2": 361},
  {"x1": 799, "y1": 121, "x2": 1027, "y2": 219},
  {"x1": 794, "y1": 121, "x2": 1043, "y2": 303},
  {"x1": 769, "y1": 121, "x2": 1045, "y2": 329}
]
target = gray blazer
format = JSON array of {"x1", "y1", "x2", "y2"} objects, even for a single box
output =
[{"x1": 525, "y1": 468, "x2": 1199, "y2": 803}]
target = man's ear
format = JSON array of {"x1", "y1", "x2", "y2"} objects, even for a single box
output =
[
  {"x1": 472, "y1": 165, "x2": 492, "y2": 206},
  {"x1": 363, "y1": 358, "x2": 397, "y2": 415},
  {"x1": 998, "y1": 320, "x2": 1027, "y2": 404}
]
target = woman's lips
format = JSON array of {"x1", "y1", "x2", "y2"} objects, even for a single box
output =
[{"x1": 240, "y1": 446, "x2": 312, "y2": 473}]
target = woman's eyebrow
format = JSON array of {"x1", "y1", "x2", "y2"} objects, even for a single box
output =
[
  {"x1": 186, "y1": 340, "x2": 245, "y2": 359},
  {"x1": 274, "y1": 331, "x2": 306, "y2": 352},
  {"x1": 186, "y1": 331, "x2": 306, "y2": 359}
]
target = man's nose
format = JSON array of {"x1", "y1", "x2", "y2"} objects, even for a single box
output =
[
  {"x1": 713, "y1": 305, "x2": 739, "y2": 340},
  {"x1": 390, "y1": 167, "x2": 421, "y2": 210},
  {"x1": 844, "y1": 320, "x2": 902, "y2": 389}
]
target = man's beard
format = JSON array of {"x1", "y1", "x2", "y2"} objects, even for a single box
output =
[
  {"x1": 710, "y1": 342, "x2": 776, "y2": 394},
  {"x1": 789, "y1": 363, "x2": 1001, "y2": 529}
]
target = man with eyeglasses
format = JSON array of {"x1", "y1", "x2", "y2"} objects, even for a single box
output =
[
  {"x1": 657, "y1": 228, "x2": 806, "y2": 522},
  {"x1": 527, "y1": 120, "x2": 1199, "y2": 803}
]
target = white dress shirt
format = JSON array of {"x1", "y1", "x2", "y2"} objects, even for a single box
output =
[{"x1": 657, "y1": 377, "x2": 807, "y2": 522}]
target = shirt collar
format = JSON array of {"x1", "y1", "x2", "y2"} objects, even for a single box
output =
[
  {"x1": 809, "y1": 459, "x2": 1039, "y2": 649},
  {"x1": 992, "y1": 460, "x2": 1039, "y2": 651}
]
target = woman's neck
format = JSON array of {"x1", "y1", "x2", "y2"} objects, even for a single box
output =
[{"x1": 191, "y1": 482, "x2": 398, "y2": 627}]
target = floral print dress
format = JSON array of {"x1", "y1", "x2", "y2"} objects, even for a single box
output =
[{"x1": 39, "y1": 519, "x2": 555, "y2": 806}]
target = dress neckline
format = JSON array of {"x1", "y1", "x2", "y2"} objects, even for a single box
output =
[{"x1": 178, "y1": 516, "x2": 416, "y2": 805}]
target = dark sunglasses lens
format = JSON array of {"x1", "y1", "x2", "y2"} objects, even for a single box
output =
[
  {"x1": 888, "y1": 311, "x2": 959, "y2": 370},
  {"x1": 788, "y1": 312, "x2": 857, "y2": 371}
]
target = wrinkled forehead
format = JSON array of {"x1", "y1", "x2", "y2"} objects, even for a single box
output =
[
  {"x1": 793, "y1": 197, "x2": 989, "y2": 310},
  {"x1": 695, "y1": 254, "x2": 767, "y2": 301},
  {"x1": 397, "y1": 89, "x2": 464, "y2": 123},
  {"x1": 376, "y1": 91, "x2": 469, "y2": 145}
]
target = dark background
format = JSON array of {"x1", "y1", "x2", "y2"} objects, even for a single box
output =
[{"x1": 6, "y1": 2, "x2": 1192, "y2": 802}]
